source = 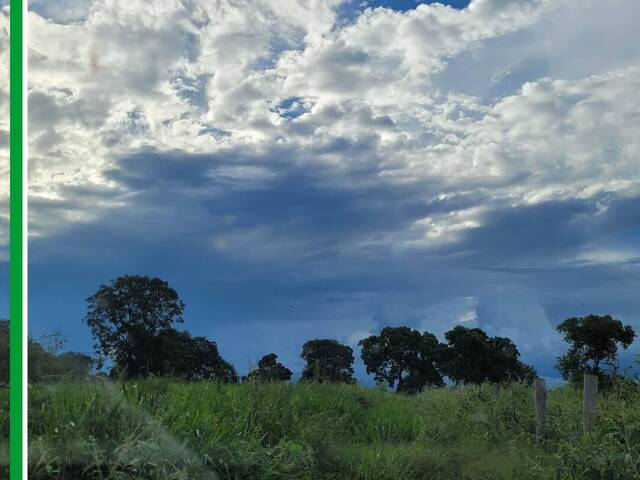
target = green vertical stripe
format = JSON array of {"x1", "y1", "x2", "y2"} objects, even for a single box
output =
[{"x1": 9, "y1": 1, "x2": 23, "y2": 479}]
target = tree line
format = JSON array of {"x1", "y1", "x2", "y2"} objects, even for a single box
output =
[{"x1": 0, "y1": 274, "x2": 636, "y2": 391}]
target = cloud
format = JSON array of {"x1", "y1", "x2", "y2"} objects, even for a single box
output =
[
  {"x1": 0, "y1": 7, "x2": 8, "y2": 260},
  {"x1": 26, "y1": 0, "x2": 640, "y2": 377}
]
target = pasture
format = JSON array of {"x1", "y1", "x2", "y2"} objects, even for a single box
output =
[{"x1": 10, "y1": 379, "x2": 640, "y2": 479}]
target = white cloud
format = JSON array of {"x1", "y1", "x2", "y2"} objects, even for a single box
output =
[
  {"x1": 0, "y1": 6, "x2": 8, "y2": 256},
  {"x1": 25, "y1": 0, "x2": 640, "y2": 352},
  {"x1": 419, "y1": 296, "x2": 480, "y2": 340}
]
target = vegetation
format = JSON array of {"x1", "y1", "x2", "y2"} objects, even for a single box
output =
[
  {"x1": 1, "y1": 319, "x2": 93, "y2": 383},
  {"x1": 300, "y1": 339, "x2": 356, "y2": 384},
  {"x1": 438, "y1": 326, "x2": 536, "y2": 385},
  {"x1": 359, "y1": 326, "x2": 443, "y2": 393},
  {"x1": 84, "y1": 275, "x2": 187, "y2": 378},
  {"x1": 13, "y1": 379, "x2": 640, "y2": 479},
  {"x1": 245, "y1": 353, "x2": 293, "y2": 383},
  {"x1": 0, "y1": 320, "x2": 7, "y2": 385},
  {"x1": 556, "y1": 315, "x2": 635, "y2": 385},
  {"x1": 2, "y1": 275, "x2": 639, "y2": 478},
  {"x1": 147, "y1": 329, "x2": 238, "y2": 382}
]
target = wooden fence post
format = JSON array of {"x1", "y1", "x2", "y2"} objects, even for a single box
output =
[
  {"x1": 583, "y1": 373, "x2": 598, "y2": 434},
  {"x1": 533, "y1": 378, "x2": 546, "y2": 443}
]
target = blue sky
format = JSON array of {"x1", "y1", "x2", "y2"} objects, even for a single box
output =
[
  {"x1": 364, "y1": 1, "x2": 470, "y2": 11},
  {"x1": 18, "y1": 0, "x2": 640, "y2": 381}
]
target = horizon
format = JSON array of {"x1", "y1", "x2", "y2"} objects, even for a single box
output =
[{"x1": 5, "y1": 0, "x2": 640, "y2": 384}]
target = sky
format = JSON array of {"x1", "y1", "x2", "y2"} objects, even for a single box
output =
[
  {"x1": 12, "y1": 0, "x2": 640, "y2": 382},
  {"x1": 0, "y1": 5, "x2": 8, "y2": 320}
]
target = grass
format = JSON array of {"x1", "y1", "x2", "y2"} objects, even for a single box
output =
[{"x1": 11, "y1": 379, "x2": 640, "y2": 479}]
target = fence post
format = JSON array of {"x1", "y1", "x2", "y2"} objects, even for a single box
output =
[
  {"x1": 533, "y1": 378, "x2": 546, "y2": 443},
  {"x1": 583, "y1": 373, "x2": 598, "y2": 434}
]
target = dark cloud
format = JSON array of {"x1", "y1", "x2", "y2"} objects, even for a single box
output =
[
  {"x1": 25, "y1": 0, "x2": 640, "y2": 383},
  {"x1": 28, "y1": 145, "x2": 640, "y2": 379}
]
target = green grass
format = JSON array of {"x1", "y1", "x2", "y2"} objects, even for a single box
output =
[
  {"x1": 16, "y1": 379, "x2": 640, "y2": 479},
  {"x1": 0, "y1": 387, "x2": 8, "y2": 475}
]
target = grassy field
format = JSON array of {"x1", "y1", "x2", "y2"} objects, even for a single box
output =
[{"x1": 4, "y1": 380, "x2": 640, "y2": 479}]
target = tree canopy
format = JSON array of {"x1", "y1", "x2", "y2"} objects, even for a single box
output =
[
  {"x1": 0, "y1": 320, "x2": 7, "y2": 384},
  {"x1": 245, "y1": 353, "x2": 292, "y2": 382},
  {"x1": 439, "y1": 326, "x2": 535, "y2": 385},
  {"x1": 556, "y1": 314, "x2": 635, "y2": 383},
  {"x1": 146, "y1": 328, "x2": 237, "y2": 382},
  {"x1": 84, "y1": 274, "x2": 185, "y2": 378},
  {"x1": 0, "y1": 323, "x2": 94, "y2": 383},
  {"x1": 301, "y1": 339, "x2": 355, "y2": 384},
  {"x1": 359, "y1": 326, "x2": 444, "y2": 394}
]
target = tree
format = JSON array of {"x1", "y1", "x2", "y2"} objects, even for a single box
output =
[
  {"x1": 1, "y1": 322, "x2": 92, "y2": 384},
  {"x1": 439, "y1": 326, "x2": 535, "y2": 385},
  {"x1": 556, "y1": 314, "x2": 635, "y2": 383},
  {"x1": 146, "y1": 328, "x2": 238, "y2": 382},
  {"x1": 26, "y1": 330, "x2": 93, "y2": 382},
  {"x1": 486, "y1": 336, "x2": 536, "y2": 384},
  {"x1": 84, "y1": 275, "x2": 185, "y2": 378},
  {"x1": 245, "y1": 353, "x2": 292, "y2": 382},
  {"x1": 0, "y1": 320, "x2": 8, "y2": 385},
  {"x1": 359, "y1": 327, "x2": 444, "y2": 394},
  {"x1": 301, "y1": 339, "x2": 355, "y2": 383},
  {"x1": 55, "y1": 352, "x2": 93, "y2": 378}
]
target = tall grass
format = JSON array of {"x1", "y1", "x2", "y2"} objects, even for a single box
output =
[
  {"x1": 0, "y1": 387, "x2": 8, "y2": 477},
  {"x1": 20, "y1": 379, "x2": 640, "y2": 479}
]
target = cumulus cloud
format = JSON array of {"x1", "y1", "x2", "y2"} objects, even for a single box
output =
[
  {"x1": 27, "y1": 0, "x2": 640, "y2": 377},
  {"x1": 0, "y1": 6, "x2": 8, "y2": 259}
]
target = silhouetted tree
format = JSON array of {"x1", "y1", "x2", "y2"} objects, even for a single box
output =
[
  {"x1": 301, "y1": 339, "x2": 355, "y2": 383},
  {"x1": 84, "y1": 275, "x2": 185, "y2": 378},
  {"x1": 25, "y1": 330, "x2": 93, "y2": 382},
  {"x1": 556, "y1": 314, "x2": 635, "y2": 383},
  {"x1": 146, "y1": 328, "x2": 237, "y2": 382},
  {"x1": 245, "y1": 353, "x2": 292, "y2": 382},
  {"x1": 359, "y1": 327, "x2": 444, "y2": 394},
  {"x1": 439, "y1": 326, "x2": 535, "y2": 385},
  {"x1": 0, "y1": 320, "x2": 7, "y2": 384}
]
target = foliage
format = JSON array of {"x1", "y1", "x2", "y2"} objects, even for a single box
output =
[
  {"x1": 0, "y1": 320, "x2": 7, "y2": 385},
  {"x1": 301, "y1": 339, "x2": 355, "y2": 384},
  {"x1": 28, "y1": 342, "x2": 91, "y2": 383},
  {"x1": 0, "y1": 322, "x2": 92, "y2": 383},
  {"x1": 54, "y1": 352, "x2": 94, "y2": 378},
  {"x1": 439, "y1": 326, "x2": 536, "y2": 385},
  {"x1": 245, "y1": 353, "x2": 292, "y2": 383},
  {"x1": 359, "y1": 326, "x2": 444, "y2": 393},
  {"x1": 22, "y1": 378, "x2": 640, "y2": 479},
  {"x1": 556, "y1": 314, "x2": 635, "y2": 384},
  {"x1": 146, "y1": 328, "x2": 238, "y2": 383},
  {"x1": 84, "y1": 275, "x2": 185, "y2": 378}
]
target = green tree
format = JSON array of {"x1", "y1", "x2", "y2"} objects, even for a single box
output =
[
  {"x1": 56, "y1": 352, "x2": 93, "y2": 378},
  {"x1": 245, "y1": 353, "x2": 292, "y2": 382},
  {"x1": 359, "y1": 326, "x2": 444, "y2": 394},
  {"x1": 2, "y1": 322, "x2": 89, "y2": 385},
  {"x1": 301, "y1": 339, "x2": 355, "y2": 384},
  {"x1": 439, "y1": 326, "x2": 535, "y2": 385},
  {"x1": 27, "y1": 330, "x2": 93, "y2": 382},
  {"x1": 556, "y1": 314, "x2": 635, "y2": 383},
  {"x1": 146, "y1": 328, "x2": 237, "y2": 382},
  {"x1": 84, "y1": 275, "x2": 185, "y2": 378},
  {"x1": 0, "y1": 320, "x2": 8, "y2": 385}
]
